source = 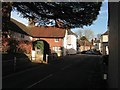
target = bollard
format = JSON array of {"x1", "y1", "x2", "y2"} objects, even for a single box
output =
[
  {"x1": 45, "y1": 54, "x2": 49, "y2": 64},
  {"x1": 14, "y1": 57, "x2": 16, "y2": 72},
  {"x1": 103, "y1": 73, "x2": 107, "y2": 80}
]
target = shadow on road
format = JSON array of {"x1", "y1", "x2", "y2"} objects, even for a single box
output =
[{"x1": 2, "y1": 53, "x2": 44, "y2": 77}]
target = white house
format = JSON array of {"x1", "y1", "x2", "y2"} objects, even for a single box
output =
[
  {"x1": 93, "y1": 38, "x2": 101, "y2": 51},
  {"x1": 66, "y1": 30, "x2": 77, "y2": 55},
  {"x1": 63, "y1": 29, "x2": 68, "y2": 56},
  {"x1": 100, "y1": 30, "x2": 109, "y2": 55},
  {"x1": 2, "y1": 18, "x2": 33, "y2": 55},
  {"x1": 9, "y1": 18, "x2": 32, "y2": 41}
]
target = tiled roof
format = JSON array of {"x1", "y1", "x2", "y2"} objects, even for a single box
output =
[
  {"x1": 10, "y1": 18, "x2": 30, "y2": 35},
  {"x1": 102, "y1": 30, "x2": 109, "y2": 35},
  {"x1": 77, "y1": 36, "x2": 93, "y2": 46},
  {"x1": 94, "y1": 40, "x2": 100, "y2": 43},
  {"x1": 28, "y1": 26, "x2": 66, "y2": 38},
  {"x1": 10, "y1": 19, "x2": 66, "y2": 38},
  {"x1": 78, "y1": 39, "x2": 93, "y2": 46},
  {"x1": 67, "y1": 29, "x2": 77, "y2": 37}
]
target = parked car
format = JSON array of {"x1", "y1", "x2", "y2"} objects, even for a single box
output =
[
  {"x1": 86, "y1": 50, "x2": 93, "y2": 54},
  {"x1": 81, "y1": 51, "x2": 87, "y2": 54},
  {"x1": 85, "y1": 49, "x2": 102, "y2": 55}
]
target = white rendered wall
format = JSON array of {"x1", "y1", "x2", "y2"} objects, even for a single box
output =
[
  {"x1": 67, "y1": 35, "x2": 77, "y2": 54},
  {"x1": 63, "y1": 30, "x2": 68, "y2": 56}
]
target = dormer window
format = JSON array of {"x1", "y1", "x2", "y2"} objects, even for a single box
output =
[{"x1": 55, "y1": 38, "x2": 59, "y2": 42}]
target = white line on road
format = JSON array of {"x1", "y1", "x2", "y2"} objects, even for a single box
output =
[
  {"x1": 61, "y1": 64, "x2": 72, "y2": 70},
  {"x1": 26, "y1": 74, "x2": 53, "y2": 89}
]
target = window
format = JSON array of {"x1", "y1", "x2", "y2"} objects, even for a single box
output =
[
  {"x1": 55, "y1": 47, "x2": 58, "y2": 51},
  {"x1": 55, "y1": 38, "x2": 59, "y2": 42},
  {"x1": 95, "y1": 44, "x2": 97, "y2": 46},
  {"x1": 53, "y1": 46, "x2": 61, "y2": 51},
  {"x1": 21, "y1": 34, "x2": 25, "y2": 38}
]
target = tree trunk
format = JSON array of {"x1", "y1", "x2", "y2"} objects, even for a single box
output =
[{"x1": 2, "y1": 2, "x2": 13, "y2": 31}]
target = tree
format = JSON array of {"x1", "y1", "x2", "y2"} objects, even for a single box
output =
[
  {"x1": 80, "y1": 36, "x2": 88, "y2": 41},
  {"x1": 76, "y1": 29, "x2": 94, "y2": 41},
  {"x1": 35, "y1": 41, "x2": 44, "y2": 54},
  {"x1": 84, "y1": 29, "x2": 94, "y2": 41},
  {"x1": 97, "y1": 33, "x2": 102, "y2": 40},
  {"x1": 76, "y1": 29, "x2": 83, "y2": 39},
  {"x1": 2, "y1": 2, "x2": 102, "y2": 30},
  {"x1": 2, "y1": 2, "x2": 13, "y2": 31}
]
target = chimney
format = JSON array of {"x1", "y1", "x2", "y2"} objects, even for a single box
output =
[
  {"x1": 28, "y1": 18, "x2": 35, "y2": 27},
  {"x1": 95, "y1": 38, "x2": 97, "y2": 41},
  {"x1": 91, "y1": 39, "x2": 94, "y2": 45}
]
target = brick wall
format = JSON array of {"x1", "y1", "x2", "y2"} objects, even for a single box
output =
[{"x1": 40, "y1": 38, "x2": 63, "y2": 56}]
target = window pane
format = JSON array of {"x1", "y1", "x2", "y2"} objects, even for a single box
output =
[{"x1": 55, "y1": 38, "x2": 59, "y2": 42}]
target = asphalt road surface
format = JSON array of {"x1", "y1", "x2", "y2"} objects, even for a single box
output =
[{"x1": 2, "y1": 54, "x2": 106, "y2": 89}]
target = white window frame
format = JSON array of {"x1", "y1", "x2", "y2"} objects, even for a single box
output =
[
  {"x1": 53, "y1": 46, "x2": 61, "y2": 51},
  {"x1": 55, "y1": 38, "x2": 59, "y2": 42}
]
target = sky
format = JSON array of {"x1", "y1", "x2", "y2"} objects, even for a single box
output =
[
  {"x1": 11, "y1": 1, "x2": 108, "y2": 38},
  {"x1": 71, "y1": 1, "x2": 108, "y2": 37}
]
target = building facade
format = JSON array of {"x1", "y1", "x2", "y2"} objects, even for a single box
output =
[
  {"x1": 27, "y1": 26, "x2": 67, "y2": 56},
  {"x1": 66, "y1": 30, "x2": 77, "y2": 55},
  {"x1": 2, "y1": 18, "x2": 32, "y2": 54},
  {"x1": 77, "y1": 36, "x2": 93, "y2": 52},
  {"x1": 93, "y1": 38, "x2": 101, "y2": 51},
  {"x1": 100, "y1": 30, "x2": 109, "y2": 55}
]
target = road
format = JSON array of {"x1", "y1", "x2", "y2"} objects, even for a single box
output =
[{"x1": 2, "y1": 54, "x2": 106, "y2": 88}]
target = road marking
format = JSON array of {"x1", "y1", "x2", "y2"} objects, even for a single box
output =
[
  {"x1": 61, "y1": 64, "x2": 72, "y2": 70},
  {"x1": 27, "y1": 74, "x2": 53, "y2": 88}
]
